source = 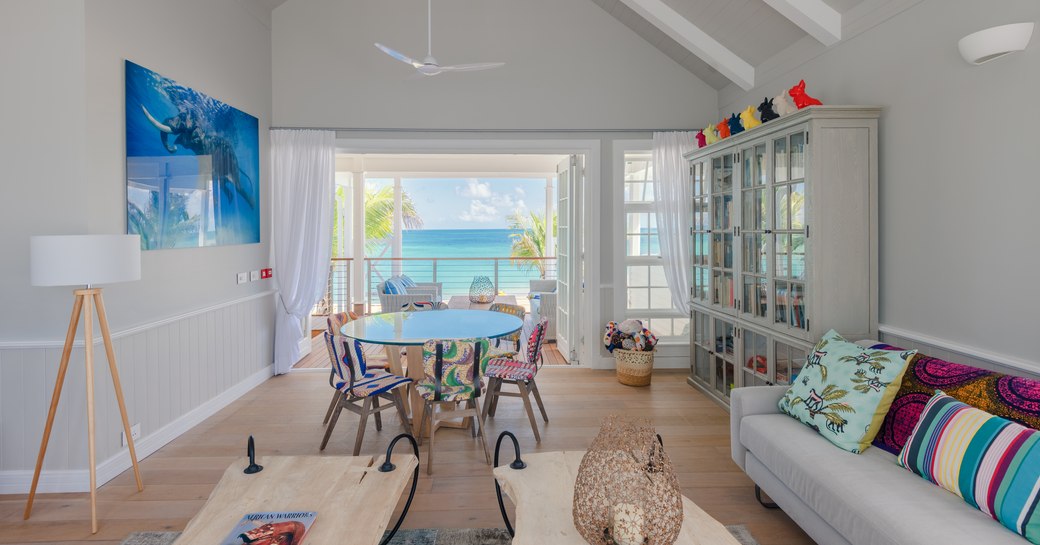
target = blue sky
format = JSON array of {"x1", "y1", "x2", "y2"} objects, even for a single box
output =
[{"x1": 370, "y1": 178, "x2": 552, "y2": 229}]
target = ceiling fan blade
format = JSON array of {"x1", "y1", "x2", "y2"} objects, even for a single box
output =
[
  {"x1": 374, "y1": 43, "x2": 423, "y2": 68},
  {"x1": 438, "y1": 62, "x2": 505, "y2": 72}
]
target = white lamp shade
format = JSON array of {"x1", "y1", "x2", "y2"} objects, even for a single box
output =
[
  {"x1": 958, "y1": 22, "x2": 1034, "y2": 65},
  {"x1": 31, "y1": 235, "x2": 141, "y2": 287}
]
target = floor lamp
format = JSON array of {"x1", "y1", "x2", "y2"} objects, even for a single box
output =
[{"x1": 24, "y1": 234, "x2": 145, "y2": 534}]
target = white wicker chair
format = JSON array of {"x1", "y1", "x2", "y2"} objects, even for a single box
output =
[
  {"x1": 375, "y1": 279, "x2": 443, "y2": 313},
  {"x1": 528, "y1": 279, "x2": 557, "y2": 341}
]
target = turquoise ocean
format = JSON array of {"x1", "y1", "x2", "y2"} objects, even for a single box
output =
[{"x1": 368, "y1": 229, "x2": 549, "y2": 297}]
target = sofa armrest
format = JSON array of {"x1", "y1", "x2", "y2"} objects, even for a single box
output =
[
  {"x1": 730, "y1": 385, "x2": 788, "y2": 471},
  {"x1": 403, "y1": 286, "x2": 440, "y2": 302},
  {"x1": 413, "y1": 282, "x2": 442, "y2": 299}
]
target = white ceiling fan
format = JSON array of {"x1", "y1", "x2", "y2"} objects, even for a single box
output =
[{"x1": 374, "y1": 0, "x2": 504, "y2": 76}]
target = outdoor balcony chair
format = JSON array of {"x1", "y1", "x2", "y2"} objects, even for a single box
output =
[
  {"x1": 376, "y1": 275, "x2": 443, "y2": 312},
  {"x1": 416, "y1": 339, "x2": 492, "y2": 474},
  {"x1": 528, "y1": 279, "x2": 557, "y2": 340},
  {"x1": 482, "y1": 317, "x2": 550, "y2": 442},
  {"x1": 319, "y1": 331, "x2": 411, "y2": 456}
]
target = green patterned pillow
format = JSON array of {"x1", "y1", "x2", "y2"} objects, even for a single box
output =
[{"x1": 779, "y1": 330, "x2": 916, "y2": 453}]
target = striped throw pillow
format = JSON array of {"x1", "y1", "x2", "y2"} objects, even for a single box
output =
[{"x1": 899, "y1": 391, "x2": 1040, "y2": 543}]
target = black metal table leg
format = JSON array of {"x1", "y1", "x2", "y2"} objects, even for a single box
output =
[
  {"x1": 493, "y1": 431, "x2": 526, "y2": 537},
  {"x1": 378, "y1": 433, "x2": 420, "y2": 545}
]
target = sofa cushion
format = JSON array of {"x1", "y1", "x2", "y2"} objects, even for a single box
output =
[
  {"x1": 870, "y1": 344, "x2": 1040, "y2": 455},
  {"x1": 899, "y1": 392, "x2": 1040, "y2": 544},
  {"x1": 778, "y1": 330, "x2": 915, "y2": 453},
  {"x1": 741, "y1": 413, "x2": 1027, "y2": 545}
]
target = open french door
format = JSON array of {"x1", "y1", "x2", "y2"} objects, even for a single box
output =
[{"x1": 556, "y1": 155, "x2": 583, "y2": 363}]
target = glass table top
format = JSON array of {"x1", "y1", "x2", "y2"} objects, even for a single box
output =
[{"x1": 339, "y1": 309, "x2": 524, "y2": 346}]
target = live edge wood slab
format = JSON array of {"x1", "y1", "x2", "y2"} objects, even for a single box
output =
[
  {"x1": 493, "y1": 451, "x2": 742, "y2": 545},
  {"x1": 175, "y1": 455, "x2": 417, "y2": 545}
]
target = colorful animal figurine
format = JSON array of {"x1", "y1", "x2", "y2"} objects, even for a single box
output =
[
  {"x1": 728, "y1": 113, "x2": 744, "y2": 135},
  {"x1": 789, "y1": 79, "x2": 822, "y2": 109},
  {"x1": 716, "y1": 119, "x2": 731, "y2": 139},
  {"x1": 739, "y1": 106, "x2": 761, "y2": 130},
  {"x1": 695, "y1": 129, "x2": 707, "y2": 148},
  {"x1": 703, "y1": 123, "x2": 719, "y2": 145},
  {"x1": 773, "y1": 92, "x2": 797, "y2": 117},
  {"x1": 757, "y1": 97, "x2": 779, "y2": 122}
]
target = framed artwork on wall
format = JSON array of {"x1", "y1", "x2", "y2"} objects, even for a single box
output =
[{"x1": 125, "y1": 60, "x2": 260, "y2": 250}]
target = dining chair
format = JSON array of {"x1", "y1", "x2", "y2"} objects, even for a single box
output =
[
  {"x1": 482, "y1": 317, "x2": 550, "y2": 442},
  {"x1": 488, "y1": 302, "x2": 526, "y2": 351},
  {"x1": 319, "y1": 331, "x2": 412, "y2": 456},
  {"x1": 416, "y1": 339, "x2": 492, "y2": 474},
  {"x1": 400, "y1": 301, "x2": 448, "y2": 311},
  {"x1": 322, "y1": 312, "x2": 389, "y2": 426}
]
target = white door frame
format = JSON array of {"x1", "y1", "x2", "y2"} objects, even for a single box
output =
[{"x1": 335, "y1": 137, "x2": 602, "y2": 367}]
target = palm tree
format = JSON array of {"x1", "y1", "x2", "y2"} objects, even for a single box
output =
[
  {"x1": 784, "y1": 384, "x2": 855, "y2": 434},
  {"x1": 363, "y1": 185, "x2": 423, "y2": 252},
  {"x1": 507, "y1": 211, "x2": 557, "y2": 277}
]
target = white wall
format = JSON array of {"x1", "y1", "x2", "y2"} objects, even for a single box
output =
[
  {"x1": 272, "y1": 0, "x2": 718, "y2": 130},
  {"x1": 719, "y1": 0, "x2": 1040, "y2": 368},
  {"x1": 0, "y1": 0, "x2": 276, "y2": 489}
]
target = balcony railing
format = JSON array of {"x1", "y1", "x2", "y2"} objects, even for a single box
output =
[{"x1": 312, "y1": 256, "x2": 558, "y2": 316}]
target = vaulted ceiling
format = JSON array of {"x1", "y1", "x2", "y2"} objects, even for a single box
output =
[{"x1": 252, "y1": 0, "x2": 873, "y2": 91}]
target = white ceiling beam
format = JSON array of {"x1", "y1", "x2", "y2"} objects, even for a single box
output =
[
  {"x1": 617, "y1": 0, "x2": 755, "y2": 90},
  {"x1": 762, "y1": 0, "x2": 842, "y2": 46}
]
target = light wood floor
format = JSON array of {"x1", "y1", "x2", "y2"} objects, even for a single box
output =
[{"x1": 0, "y1": 369, "x2": 813, "y2": 545}]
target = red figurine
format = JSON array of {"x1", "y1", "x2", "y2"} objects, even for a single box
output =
[
  {"x1": 788, "y1": 79, "x2": 822, "y2": 109},
  {"x1": 716, "y1": 119, "x2": 731, "y2": 139},
  {"x1": 695, "y1": 129, "x2": 707, "y2": 148}
]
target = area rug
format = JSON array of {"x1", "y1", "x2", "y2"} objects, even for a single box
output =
[{"x1": 121, "y1": 525, "x2": 759, "y2": 544}]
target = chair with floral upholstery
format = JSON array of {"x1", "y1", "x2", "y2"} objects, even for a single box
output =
[
  {"x1": 400, "y1": 301, "x2": 448, "y2": 312},
  {"x1": 481, "y1": 317, "x2": 550, "y2": 442},
  {"x1": 416, "y1": 339, "x2": 492, "y2": 474},
  {"x1": 488, "y1": 302, "x2": 526, "y2": 351},
  {"x1": 319, "y1": 331, "x2": 412, "y2": 456}
]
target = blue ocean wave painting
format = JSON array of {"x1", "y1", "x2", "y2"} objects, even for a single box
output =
[{"x1": 125, "y1": 60, "x2": 259, "y2": 250}]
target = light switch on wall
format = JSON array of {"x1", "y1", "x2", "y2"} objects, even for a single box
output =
[
  {"x1": 250, "y1": 270, "x2": 260, "y2": 281},
  {"x1": 237, "y1": 272, "x2": 248, "y2": 284}
]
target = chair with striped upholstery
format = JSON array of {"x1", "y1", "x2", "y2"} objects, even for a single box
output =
[
  {"x1": 322, "y1": 312, "x2": 388, "y2": 426},
  {"x1": 488, "y1": 302, "x2": 526, "y2": 351},
  {"x1": 416, "y1": 339, "x2": 492, "y2": 474},
  {"x1": 319, "y1": 331, "x2": 412, "y2": 456},
  {"x1": 482, "y1": 317, "x2": 550, "y2": 442}
]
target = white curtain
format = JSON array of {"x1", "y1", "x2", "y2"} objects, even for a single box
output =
[
  {"x1": 652, "y1": 131, "x2": 697, "y2": 317},
  {"x1": 272, "y1": 129, "x2": 336, "y2": 374}
]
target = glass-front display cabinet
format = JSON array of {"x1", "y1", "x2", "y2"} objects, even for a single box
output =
[{"x1": 686, "y1": 107, "x2": 881, "y2": 407}]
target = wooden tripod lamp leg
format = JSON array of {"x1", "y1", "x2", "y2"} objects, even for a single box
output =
[
  {"x1": 24, "y1": 293, "x2": 84, "y2": 520},
  {"x1": 94, "y1": 291, "x2": 144, "y2": 492},
  {"x1": 83, "y1": 293, "x2": 99, "y2": 534}
]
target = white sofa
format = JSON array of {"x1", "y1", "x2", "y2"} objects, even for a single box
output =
[
  {"x1": 730, "y1": 385, "x2": 1026, "y2": 545},
  {"x1": 375, "y1": 278, "x2": 442, "y2": 313},
  {"x1": 528, "y1": 279, "x2": 556, "y2": 341}
]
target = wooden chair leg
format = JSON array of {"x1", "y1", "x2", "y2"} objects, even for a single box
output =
[
  {"x1": 323, "y1": 391, "x2": 342, "y2": 426},
  {"x1": 372, "y1": 396, "x2": 382, "y2": 431},
  {"x1": 353, "y1": 397, "x2": 372, "y2": 456},
  {"x1": 426, "y1": 401, "x2": 436, "y2": 475},
  {"x1": 474, "y1": 402, "x2": 492, "y2": 465},
  {"x1": 488, "y1": 379, "x2": 503, "y2": 417},
  {"x1": 320, "y1": 398, "x2": 344, "y2": 450},
  {"x1": 416, "y1": 399, "x2": 430, "y2": 447},
  {"x1": 530, "y1": 379, "x2": 549, "y2": 423},
  {"x1": 481, "y1": 378, "x2": 497, "y2": 423},
  {"x1": 516, "y1": 381, "x2": 541, "y2": 443},
  {"x1": 392, "y1": 389, "x2": 410, "y2": 428}
]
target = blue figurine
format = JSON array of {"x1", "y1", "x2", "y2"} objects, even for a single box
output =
[
  {"x1": 728, "y1": 113, "x2": 744, "y2": 135},
  {"x1": 758, "y1": 97, "x2": 779, "y2": 122}
]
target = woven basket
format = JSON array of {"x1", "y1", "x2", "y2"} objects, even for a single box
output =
[{"x1": 615, "y1": 349, "x2": 655, "y2": 386}]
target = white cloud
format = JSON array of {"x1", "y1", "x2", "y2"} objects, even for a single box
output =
[
  {"x1": 514, "y1": 187, "x2": 526, "y2": 197},
  {"x1": 456, "y1": 179, "x2": 491, "y2": 199},
  {"x1": 459, "y1": 199, "x2": 499, "y2": 223}
]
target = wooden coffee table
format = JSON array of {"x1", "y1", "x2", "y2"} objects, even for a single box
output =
[
  {"x1": 493, "y1": 451, "x2": 742, "y2": 545},
  {"x1": 447, "y1": 294, "x2": 518, "y2": 310},
  {"x1": 175, "y1": 454, "x2": 417, "y2": 544}
]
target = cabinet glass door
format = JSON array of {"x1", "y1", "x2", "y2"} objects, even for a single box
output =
[
  {"x1": 711, "y1": 154, "x2": 736, "y2": 313},
  {"x1": 712, "y1": 316, "x2": 736, "y2": 398},
  {"x1": 774, "y1": 340, "x2": 807, "y2": 385},
  {"x1": 691, "y1": 308, "x2": 711, "y2": 383},
  {"x1": 741, "y1": 328, "x2": 770, "y2": 386},
  {"x1": 772, "y1": 131, "x2": 808, "y2": 333},
  {"x1": 691, "y1": 161, "x2": 710, "y2": 304},
  {"x1": 740, "y1": 144, "x2": 769, "y2": 323}
]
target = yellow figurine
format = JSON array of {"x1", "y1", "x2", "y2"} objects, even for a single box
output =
[
  {"x1": 703, "y1": 123, "x2": 719, "y2": 145},
  {"x1": 739, "y1": 105, "x2": 761, "y2": 130}
]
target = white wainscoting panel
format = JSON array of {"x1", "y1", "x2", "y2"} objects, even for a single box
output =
[{"x1": 0, "y1": 292, "x2": 275, "y2": 493}]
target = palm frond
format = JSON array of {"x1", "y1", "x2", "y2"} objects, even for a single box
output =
[{"x1": 827, "y1": 402, "x2": 856, "y2": 414}]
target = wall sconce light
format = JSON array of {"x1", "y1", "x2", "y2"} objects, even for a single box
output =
[{"x1": 958, "y1": 22, "x2": 1034, "y2": 65}]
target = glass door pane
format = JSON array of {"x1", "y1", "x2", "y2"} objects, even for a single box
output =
[
  {"x1": 772, "y1": 130, "x2": 809, "y2": 333},
  {"x1": 691, "y1": 161, "x2": 711, "y2": 304},
  {"x1": 711, "y1": 154, "x2": 736, "y2": 312},
  {"x1": 740, "y1": 144, "x2": 767, "y2": 321}
]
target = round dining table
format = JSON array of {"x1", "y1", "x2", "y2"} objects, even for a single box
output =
[{"x1": 340, "y1": 309, "x2": 523, "y2": 437}]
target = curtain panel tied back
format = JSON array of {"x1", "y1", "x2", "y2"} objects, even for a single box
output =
[{"x1": 272, "y1": 129, "x2": 336, "y2": 374}]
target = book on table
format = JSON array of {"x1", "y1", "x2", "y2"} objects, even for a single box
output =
[{"x1": 219, "y1": 512, "x2": 317, "y2": 545}]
